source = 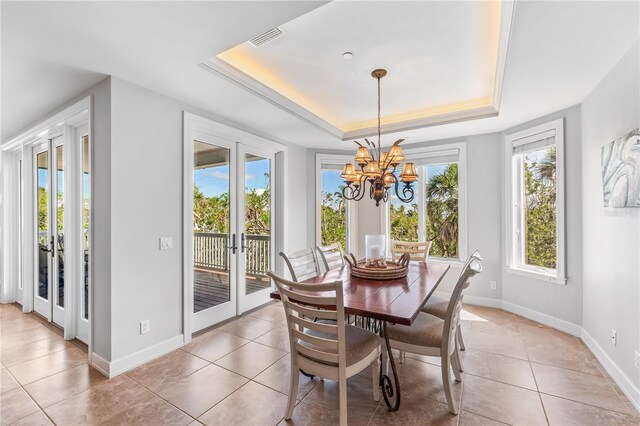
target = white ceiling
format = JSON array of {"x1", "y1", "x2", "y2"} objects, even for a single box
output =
[
  {"x1": 2, "y1": 1, "x2": 639, "y2": 150},
  {"x1": 214, "y1": 1, "x2": 502, "y2": 133}
]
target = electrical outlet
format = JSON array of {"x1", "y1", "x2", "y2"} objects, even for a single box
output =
[
  {"x1": 490, "y1": 281, "x2": 497, "y2": 290},
  {"x1": 611, "y1": 329, "x2": 617, "y2": 347},
  {"x1": 635, "y1": 351, "x2": 640, "y2": 369},
  {"x1": 159, "y1": 237, "x2": 172, "y2": 250},
  {"x1": 140, "y1": 320, "x2": 150, "y2": 335}
]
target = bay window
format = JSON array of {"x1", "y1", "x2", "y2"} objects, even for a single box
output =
[
  {"x1": 386, "y1": 144, "x2": 467, "y2": 261},
  {"x1": 316, "y1": 154, "x2": 357, "y2": 253},
  {"x1": 505, "y1": 118, "x2": 566, "y2": 283}
]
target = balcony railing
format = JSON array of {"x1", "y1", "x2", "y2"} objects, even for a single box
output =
[{"x1": 193, "y1": 232, "x2": 270, "y2": 275}]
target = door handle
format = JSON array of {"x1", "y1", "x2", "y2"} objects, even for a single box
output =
[
  {"x1": 241, "y1": 233, "x2": 248, "y2": 253},
  {"x1": 228, "y1": 233, "x2": 237, "y2": 254}
]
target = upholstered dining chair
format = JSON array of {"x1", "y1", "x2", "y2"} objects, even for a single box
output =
[
  {"x1": 279, "y1": 247, "x2": 321, "y2": 282},
  {"x1": 420, "y1": 250, "x2": 482, "y2": 357},
  {"x1": 385, "y1": 257, "x2": 482, "y2": 415},
  {"x1": 315, "y1": 242, "x2": 345, "y2": 272},
  {"x1": 268, "y1": 272, "x2": 381, "y2": 426},
  {"x1": 390, "y1": 240, "x2": 432, "y2": 262}
]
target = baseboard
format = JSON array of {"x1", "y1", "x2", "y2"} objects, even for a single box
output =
[
  {"x1": 500, "y1": 300, "x2": 582, "y2": 337},
  {"x1": 581, "y1": 328, "x2": 640, "y2": 412},
  {"x1": 90, "y1": 352, "x2": 111, "y2": 378},
  {"x1": 91, "y1": 334, "x2": 184, "y2": 378},
  {"x1": 461, "y1": 294, "x2": 502, "y2": 309}
]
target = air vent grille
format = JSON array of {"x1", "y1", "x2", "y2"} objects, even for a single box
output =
[{"x1": 249, "y1": 27, "x2": 283, "y2": 47}]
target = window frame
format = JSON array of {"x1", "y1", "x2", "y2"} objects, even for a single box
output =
[
  {"x1": 383, "y1": 142, "x2": 468, "y2": 264},
  {"x1": 504, "y1": 118, "x2": 566, "y2": 284},
  {"x1": 315, "y1": 154, "x2": 358, "y2": 254}
]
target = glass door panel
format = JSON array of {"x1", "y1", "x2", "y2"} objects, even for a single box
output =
[
  {"x1": 192, "y1": 139, "x2": 237, "y2": 331},
  {"x1": 82, "y1": 135, "x2": 90, "y2": 321},
  {"x1": 36, "y1": 148, "x2": 50, "y2": 303},
  {"x1": 238, "y1": 148, "x2": 274, "y2": 313},
  {"x1": 55, "y1": 144, "x2": 65, "y2": 308}
]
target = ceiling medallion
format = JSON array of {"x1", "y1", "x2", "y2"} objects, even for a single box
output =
[{"x1": 340, "y1": 69, "x2": 418, "y2": 207}]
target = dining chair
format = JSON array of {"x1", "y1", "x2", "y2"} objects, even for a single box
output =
[
  {"x1": 315, "y1": 242, "x2": 345, "y2": 272},
  {"x1": 385, "y1": 257, "x2": 482, "y2": 415},
  {"x1": 279, "y1": 247, "x2": 321, "y2": 282},
  {"x1": 268, "y1": 272, "x2": 381, "y2": 426},
  {"x1": 390, "y1": 240, "x2": 432, "y2": 262},
  {"x1": 420, "y1": 250, "x2": 482, "y2": 356}
]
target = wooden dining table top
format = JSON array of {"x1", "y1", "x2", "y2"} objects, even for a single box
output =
[{"x1": 270, "y1": 261, "x2": 450, "y2": 326}]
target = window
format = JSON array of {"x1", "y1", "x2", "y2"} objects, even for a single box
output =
[
  {"x1": 505, "y1": 118, "x2": 565, "y2": 283},
  {"x1": 387, "y1": 144, "x2": 466, "y2": 261},
  {"x1": 316, "y1": 155, "x2": 356, "y2": 252}
]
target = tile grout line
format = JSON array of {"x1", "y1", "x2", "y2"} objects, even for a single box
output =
[{"x1": 527, "y1": 357, "x2": 551, "y2": 426}]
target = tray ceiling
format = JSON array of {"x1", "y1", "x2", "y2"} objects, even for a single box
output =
[{"x1": 204, "y1": 1, "x2": 513, "y2": 140}]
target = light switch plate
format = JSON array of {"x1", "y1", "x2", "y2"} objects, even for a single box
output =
[
  {"x1": 159, "y1": 237, "x2": 173, "y2": 250},
  {"x1": 635, "y1": 351, "x2": 640, "y2": 369},
  {"x1": 140, "y1": 320, "x2": 150, "y2": 335}
]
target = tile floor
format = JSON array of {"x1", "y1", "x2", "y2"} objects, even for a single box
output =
[{"x1": 1, "y1": 302, "x2": 639, "y2": 425}]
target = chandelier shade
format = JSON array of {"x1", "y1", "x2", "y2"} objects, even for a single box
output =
[{"x1": 340, "y1": 69, "x2": 418, "y2": 206}]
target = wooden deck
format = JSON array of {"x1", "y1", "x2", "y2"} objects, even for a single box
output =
[{"x1": 194, "y1": 268, "x2": 270, "y2": 312}]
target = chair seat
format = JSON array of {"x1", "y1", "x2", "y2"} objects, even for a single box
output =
[
  {"x1": 421, "y1": 295, "x2": 449, "y2": 319},
  {"x1": 387, "y1": 312, "x2": 444, "y2": 348},
  {"x1": 302, "y1": 324, "x2": 380, "y2": 367}
]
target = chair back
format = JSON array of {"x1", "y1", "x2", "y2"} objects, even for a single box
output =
[
  {"x1": 390, "y1": 240, "x2": 431, "y2": 262},
  {"x1": 443, "y1": 257, "x2": 482, "y2": 355},
  {"x1": 268, "y1": 271, "x2": 346, "y2": 380},
  {"x1": 315, "y1": 243, "x2": 345, "y2": 272},
  {"x1": 458, "y1": 249, "x2": 482, "y2": 278},
  {"x1": 279, "y1": 248, "x2": 321, "y2": 282}
]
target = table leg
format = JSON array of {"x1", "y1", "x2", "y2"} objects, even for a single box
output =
[{"x1": 380, "y1": 321, "x2": 401, "y2": 411}]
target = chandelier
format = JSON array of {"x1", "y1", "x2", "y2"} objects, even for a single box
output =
[{"x1": 340, "y1": 69, "x2": 418, "y2": 207}]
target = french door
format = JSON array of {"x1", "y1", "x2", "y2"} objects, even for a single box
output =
[
  {"x1": 33, "y1": 138, "x2": 65, "y2": 325},
  {"x1": 190, "y1": 135, "x2": 276, "y2": 332}
]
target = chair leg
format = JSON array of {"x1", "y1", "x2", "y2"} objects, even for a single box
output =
[
  {"x1": 285, "y1": 359, "x2": 300, "y2": 420},
  {"x1": 339, "y1": 376, "x2": 348, "y2": 426},
  {"x1": 454, "y1": 342, "x2": 464, "y2": 373},
  {"x1": 399, "y1": 350, "x2": 406, "y2": 363},
  {"x1": 456, "y1": 324, "x2": 465, "y2": 351},
  {"x1": 372, "y1": 348, "x2": 381, "y2": 402},
  {"x1": 451, "y1": 353, "x2": 462, "y2": 382},
  {"x1": 441, "y1": 353, "x2": 459, "y2": 415}
]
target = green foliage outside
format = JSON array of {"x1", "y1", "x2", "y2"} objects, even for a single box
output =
[
  {"x1": 193, "y1": 173, "x2": 270, "y2": 235},
  {"x1": 425, "y1": 164, "x2": 458, "y2": 258},
  {"x1": 321, "y1": 188, "x2": 347, "y2": 249},
  {"x1": 389, "y1": 203, "x2": 418, "y2": 242},
  {"x1": 523, "y1": 147, "x2": 557, "y2": 269},
  {"x1": 390, "y1": 164, "x2": 459, "y2": 258}
]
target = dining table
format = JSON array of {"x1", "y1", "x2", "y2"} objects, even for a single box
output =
[{"x1": 270, "y1": 261, "x2": 450, "y2": 412}]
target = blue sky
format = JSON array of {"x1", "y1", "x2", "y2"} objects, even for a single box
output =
[{"x1": 195, "y1": 158, "x2": 270, "y2": 197}]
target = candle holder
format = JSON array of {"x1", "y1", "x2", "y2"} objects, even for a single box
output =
[{"x1": 365, "y1": 234, "x2": 387, "y2": 268}]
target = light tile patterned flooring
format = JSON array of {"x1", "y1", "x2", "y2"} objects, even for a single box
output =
[{"x1": 1, "y1": 302, "x2": 639, "y2": 425}]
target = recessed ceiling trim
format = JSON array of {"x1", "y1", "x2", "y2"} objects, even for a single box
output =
[
  {"x1": 200, "y1": 58, "x2": 344, "y2": 139},
  {"x1": 492, "y1": 0, "x2": 515, "y2": 111},
  {"x1": 203, "y1": 1, "x2": 514, "y2": 142},
  {"x1": 343, "y1": 105, "x2": 499, "y2": 140}
]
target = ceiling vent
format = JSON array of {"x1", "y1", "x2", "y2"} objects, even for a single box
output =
[{"x1": 249, "y1": 27, "x2": 283, "y2": 47}]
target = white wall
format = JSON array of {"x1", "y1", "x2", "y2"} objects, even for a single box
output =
[
  {"x1": 500, "y1": 105, "x2": 584, "y2": 327},
  {"x1": 581, "y1": 42, "x2": 640, "y2": 397},
  {"x1": 108, "y1": 77, "x2": 308, "y2": 364}
]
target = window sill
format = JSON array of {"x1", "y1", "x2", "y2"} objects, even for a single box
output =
[
  {"x1": 505, "y1": 266, "x2": 567, "y2": 285},
  {"x1": 427, "y1": 257, "x2": 465, "y2": 268}
]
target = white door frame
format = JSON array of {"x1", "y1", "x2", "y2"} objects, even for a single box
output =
[
  {"x1": 1, "y1": 97, "x2": 92, "y2": 347},
  {"x1": 183, "y1": 112, "x2": 287, "y2": 343}
]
